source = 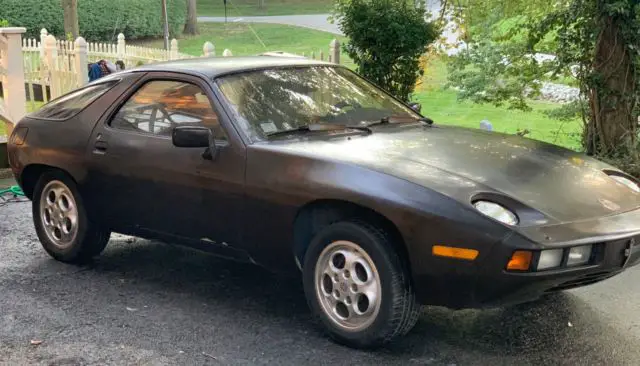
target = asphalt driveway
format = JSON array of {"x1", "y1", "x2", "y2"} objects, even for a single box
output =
[{"x1": 1, "y1": 200, "x2": 640, "y2": 365}]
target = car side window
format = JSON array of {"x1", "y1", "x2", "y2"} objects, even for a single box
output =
[{"x1": 110, "y1": 80, "x2": 227, "y2": 140}]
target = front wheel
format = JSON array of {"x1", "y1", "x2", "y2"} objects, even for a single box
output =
[
  {"x1": 302, "y1": 221, "x2": 421, "y2": 349},
  {"x1": 32, "y1": 171, "x2": 111, "y2": 263}
]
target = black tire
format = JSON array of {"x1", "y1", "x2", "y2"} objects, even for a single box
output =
[
  {"x1": 302, "y1": 220, "x2": 421, "y2": 349},
  {"x1": 32, "y1": 170, "x2": 110, "y2": 263}
]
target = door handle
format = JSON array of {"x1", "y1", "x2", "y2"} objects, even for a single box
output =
[{"x1": 93, "y1": 140, "x2": 109, "y2": 154}]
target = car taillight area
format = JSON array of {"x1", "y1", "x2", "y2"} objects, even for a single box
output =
[
  {"x1": 506, "y1": 235, "x2": 640, "y2": 273},
  {"x1": 9, "y1": 126, "x2": 28, "y2": 146}
]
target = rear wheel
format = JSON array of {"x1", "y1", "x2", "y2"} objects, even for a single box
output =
[
  {"x1": 302, "y1": 220, "x2": 420, "y2": 349},
  {"x1": 32, "y1": 171, "x2": 110, "y2": 263}
]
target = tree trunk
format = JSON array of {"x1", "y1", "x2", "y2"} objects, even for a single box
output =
[
  {"x1": 184, "y1": 0, "x2": 199, "y2": 35},
  {"x1": 162, "y1": 0, "x2": 170, "y2": 50},
  {"x1": 61, "y1": 0, "x2": 79, "y2": 39},
  {"x1": 585, "y1": 16, "x2": 637, "y2": 158},
  {"x1": 259, "y1": 0, "x2": 265, "y2": 10}
]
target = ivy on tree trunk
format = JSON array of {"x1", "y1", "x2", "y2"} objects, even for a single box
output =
[
  {"x1": 445, "y1": 0, "x2": 640, "y2": 175},
  {"x1": 586, "y1": 15, "x2": 637, "y2": 157}
]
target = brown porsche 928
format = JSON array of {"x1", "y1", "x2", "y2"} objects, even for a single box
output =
[{"x1": 8, "y1": 57, "x2": 640, "y2": 348}]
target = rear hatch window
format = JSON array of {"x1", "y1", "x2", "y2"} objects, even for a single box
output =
[{"x1": 30, "y1": 81, "x2": 118, "y2": 120}]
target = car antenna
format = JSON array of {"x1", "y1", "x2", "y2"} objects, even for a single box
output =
[{"x1": 225, "y1": 3, "x2": 268, "y2": 50}]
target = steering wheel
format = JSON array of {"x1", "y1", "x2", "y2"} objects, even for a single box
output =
[{"x1": 124, "y1": 104, "x2": 178, "y2": 135}]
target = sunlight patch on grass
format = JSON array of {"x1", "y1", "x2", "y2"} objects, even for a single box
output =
[
  {"x1": 413, "y1": 56, "x2": 583, "y2": 150},
  {"x1": 140, "y1": 23, "x2": 348, "y2": 61}
]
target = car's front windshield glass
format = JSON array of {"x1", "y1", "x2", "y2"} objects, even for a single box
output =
[{"x1": 215, "y1": 66, "x2": 421, "y2": 141}]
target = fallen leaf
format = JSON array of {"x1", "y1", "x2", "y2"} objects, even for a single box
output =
[
  {"x1": 30, "y1": 340, "x2": 43, "y2": 346},
  {"x1": 126, "y1": 307, "x2": 138, "y2": 312}
]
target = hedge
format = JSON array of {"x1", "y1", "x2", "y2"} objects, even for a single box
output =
[{"x1": 0, "y1": 0, "x2": 186, "y2": 42}]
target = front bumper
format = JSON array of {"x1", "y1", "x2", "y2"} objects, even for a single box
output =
[{"x1": 412, "y1": 208, "x2": 640, "y2": 309}]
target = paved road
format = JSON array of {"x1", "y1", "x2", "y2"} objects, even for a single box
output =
[
  {"x1": 196, "y1": 2, "x2": 446, "y2": 37},
  {"x1": 1, "y1": 201, "x2": 640, "y2": 365},
  {"x1": 198, "y1": 14, "x2": 344, "y2": 35}
]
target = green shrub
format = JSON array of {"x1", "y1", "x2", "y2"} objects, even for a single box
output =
[
  {"x1": 0, "y1": 0, "x2": 185, "y2": 42},
  {"x1": 332, "y1": 0, "x2": 439, "y2": 101}
]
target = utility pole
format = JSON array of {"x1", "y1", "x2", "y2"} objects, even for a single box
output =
[
  {"x1": 162, "y1": 0, "x2": 170, "y2": 50},
  {"x1": 224, "y1": 0, "x2": 228, "y2": 23}
]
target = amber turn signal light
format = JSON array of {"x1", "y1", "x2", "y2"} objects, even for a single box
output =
[
  {"x1": 507, "y1": 250, "x2": 533, "y2": 271},
  {"x1": 432, "y1": 245, "x2": 479, "y2": 261}
]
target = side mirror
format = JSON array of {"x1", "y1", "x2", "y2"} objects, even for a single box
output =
[
  {"x1": 409, "y1": 102, "x2": 422, "y2": 113},
  {"x1": 172, "y1": 126, "x2": 212, "y2": 148}
]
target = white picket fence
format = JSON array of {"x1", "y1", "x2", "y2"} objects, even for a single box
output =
[
  {"x1": 20, "y1": 29, "x2": 343, "y2": 102},
  {"x1": 2, "y1": 26, "x2": 342, "y2": 136},
  {"x1": 19, "y1": 29, "x2": 203, "y2": 106},
  {"x1": 0, "y1": 28, "x2": 27, "y2": 138}
]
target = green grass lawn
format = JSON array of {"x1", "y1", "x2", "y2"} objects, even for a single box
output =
[
  {"x1": 142, "y1": 23, "x2": 351, "y2": 65},
  {"x1": 412, "y1": 56, "x2": 583, "y2": 150},
  {"x1": 198, "y1": 0, "x2": 332, "y2": 17},
  {"x1": 413, "y1": 90, "x2": 582, "y2": 150}
]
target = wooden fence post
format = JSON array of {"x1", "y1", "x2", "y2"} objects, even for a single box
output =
[
  {"x1": 44, "y1": 34, "x2": 61, "y2": 99},
  {"x1": 75, "y1": 37, "x2": 88, "y2": 87},
  {"x1": 203, "y1": 42, "x2": 215, "y2": 57},
  {"x1": 222, "y1": 49, "x2": 232, "y2": 57},
  {"x1": 117, "y1": 33, "x2": 126, "y2": 60},
  {"x1": 170, "y1": 38, "x2": 179, "y2": 60},
  {"x1": 329, "y1": 39, "x2": 340, "y2": 64},
  {"x1": 39, "y1": 28, "x2": 48, "y2": 58},
  {"x1": 0, "y1": 27, "x2": 27, "y2": 137}
]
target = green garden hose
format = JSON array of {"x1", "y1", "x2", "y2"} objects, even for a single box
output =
[{"x1": 0, "y1": 185, "x2": 25, "y2": 197}]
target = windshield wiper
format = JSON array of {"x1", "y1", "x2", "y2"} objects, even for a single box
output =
[
  {"x1": 266, "y1": 123, "x2": 372, "y2": 138},
  {"x1": 362, "y1": 116, "x2": 434, "y2": 128},
  {"x1": 364, "y1": 116, "x2": 392, "y2": 128}
]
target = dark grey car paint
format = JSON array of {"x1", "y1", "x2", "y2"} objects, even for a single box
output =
[{"x1": 7, "y1": 57, "x2": 640, "y2": 309}]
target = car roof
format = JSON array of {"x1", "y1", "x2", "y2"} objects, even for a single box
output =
[{"x1": 121, "y1": 56, "x2": 337, "y2": 79}]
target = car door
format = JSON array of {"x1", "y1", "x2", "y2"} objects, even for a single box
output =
[{"x1": 85, "y1": 72, "x2": 246, "y2": 247}]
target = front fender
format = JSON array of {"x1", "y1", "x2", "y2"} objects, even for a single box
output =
[{"x1": 244, "y1": 146, "x2": 512, "y2": 275}]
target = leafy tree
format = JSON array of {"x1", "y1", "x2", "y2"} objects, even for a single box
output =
[
  {"x1": 331, "y1": 0, "x2": 439, "y2": 101},
  {"x1": 446, "y1": 0, "x2": 640, "y2": 175}
]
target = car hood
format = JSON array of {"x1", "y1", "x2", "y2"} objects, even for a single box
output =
[{"x1": 261, "y1": 124, "x2": 640, "y2": 223}]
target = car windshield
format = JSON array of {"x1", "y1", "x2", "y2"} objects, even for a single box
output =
[{"x1": 215, "y1": 66, "x2": 421, "y2": 141}]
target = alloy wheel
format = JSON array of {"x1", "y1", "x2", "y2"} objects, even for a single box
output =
[
  {"x1": 39, "y1": 180, "x2": 79, "y2": 248},
  {"x1": 314, "y1": 240, "x2": 382, "y2": 332}
]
